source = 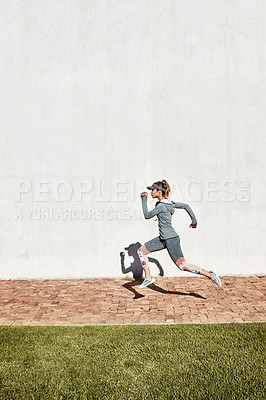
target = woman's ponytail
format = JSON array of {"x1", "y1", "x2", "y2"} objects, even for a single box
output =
[
  {"x1": 154, "y1": 179, "x2": 171, "y2": 198},
  {"x1": 161, "y1": 179, "x2": 171, "y2": 198}
]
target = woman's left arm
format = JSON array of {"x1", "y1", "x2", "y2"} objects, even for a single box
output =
[{"x1": 173, "y1": 201, "x2": 197, "y2": 227}]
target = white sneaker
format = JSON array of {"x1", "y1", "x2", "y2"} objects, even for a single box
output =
[
  {"x1": 139, "y1": 277, "x2": 155, "y2": 288},
  {"x1": 210, "y1": 270, "x2": 222, "y2": 287}
]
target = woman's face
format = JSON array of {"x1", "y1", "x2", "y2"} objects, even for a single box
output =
[
  {"x1": 150, "y1": 188, "x2": 166, "y2": 200},
  {"x1": 151, "y1": 188, "x2": 159, "y2": 198}
]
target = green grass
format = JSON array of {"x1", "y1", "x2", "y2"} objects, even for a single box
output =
[{"x1": 0, "y1": 323, "x2": 265, "y2": 399}]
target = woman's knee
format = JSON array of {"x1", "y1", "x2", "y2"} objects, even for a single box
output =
[
  {"x1": 175, "y1": 257, "x2": 186, "y2": 269},
  {"x1": 139, "y1": 244, "x2": 150, "y2": 255}
]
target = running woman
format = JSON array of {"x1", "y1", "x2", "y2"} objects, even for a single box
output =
[{"x1": 137, "y1": 179, "x2": 222, "y2": 288}]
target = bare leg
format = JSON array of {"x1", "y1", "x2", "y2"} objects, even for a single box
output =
[
  {"x1": 180, "y1": 261, "x2": 212, "y2": 279},
  {"x1": 199, "y1": 268, "x2": 212, "y2": 279},
  {"x1": 137, "y1": 247, "x2": 151, "y2": 279},
  {"x1": 142, "y1": 254, "x2": 152, "y2": 280},
  {"x1": 180, "y1": 261, "x2": 222, "y2": 286}
]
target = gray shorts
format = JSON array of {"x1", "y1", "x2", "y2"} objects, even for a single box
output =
[{"x1": 143, "y1": 235, "x2": 185, "y2": 267}]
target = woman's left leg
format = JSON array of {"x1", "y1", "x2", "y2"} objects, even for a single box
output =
[
  {"x1": 165, "y1": 236, "x2": 212, "y2": 278},
  {"x1": 165, "y1": 236, "x2": 221, "y2": 286},
  {"x1": 180, "y1": 261, "x2": 212, "y2": 278},
  {"x1": 180, "y1": 261, "x2": 221, "y2": 286}
]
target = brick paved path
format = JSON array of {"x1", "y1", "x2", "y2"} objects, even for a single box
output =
[{"x1": 0, "y1": 276, "x2": 265, "y2": 325}]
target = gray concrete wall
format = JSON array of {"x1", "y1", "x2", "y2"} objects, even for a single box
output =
[{"x1": 0, "y1": 0, "x2": 265, "y2": 279}]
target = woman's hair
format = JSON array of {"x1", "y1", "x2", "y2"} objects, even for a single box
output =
[{"x1": 154, "y1": 179, "x2": 171, "y2": 198}]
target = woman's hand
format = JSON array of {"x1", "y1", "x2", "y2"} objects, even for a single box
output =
[
  {"x1": 189, "y1": 224, "x2": 197, "y2": 228},
  {"x1": 140, "y1": 192, "x2": 148, "y2": 198}
]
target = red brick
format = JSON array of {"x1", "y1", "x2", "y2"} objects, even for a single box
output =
[{"x1": 0, "y1": 276, "x2": 265, "y2": 326}]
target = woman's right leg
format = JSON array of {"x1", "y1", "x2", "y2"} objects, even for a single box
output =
[
  {"x1": 137, "y1": 244, "x2": 152, "y2": 279},
  {"x1": 137, "y1": 237, "x2": 165, "y2": 280}
]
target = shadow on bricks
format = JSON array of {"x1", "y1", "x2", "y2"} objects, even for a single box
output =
[
  {"x1": 122, "y1": 280, "x2": 206, "y2": 300},
  {"x1": 122, "y1": 279, "x2": 145, "y2": 300}
]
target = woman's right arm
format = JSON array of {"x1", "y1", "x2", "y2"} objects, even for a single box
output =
[{"x1": 141, "y1": 195, "x2": 162, "y2": 219}]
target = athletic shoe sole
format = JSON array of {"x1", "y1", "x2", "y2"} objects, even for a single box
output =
[
  {"x1": 139, "y1": 277, "x2": 155, "y2": 288},
  {"x1": 211, "y1": 270, "x2": 222, "y2": 287}
]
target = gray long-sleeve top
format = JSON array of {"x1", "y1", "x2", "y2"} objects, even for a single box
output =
[{"x1": 141, "y1": 196, "x2": 197, "y2": 240}]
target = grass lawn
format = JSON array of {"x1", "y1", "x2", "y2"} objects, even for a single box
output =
[{"x1": 0, "y1": 323, "x2": 265, "y2": 399}]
